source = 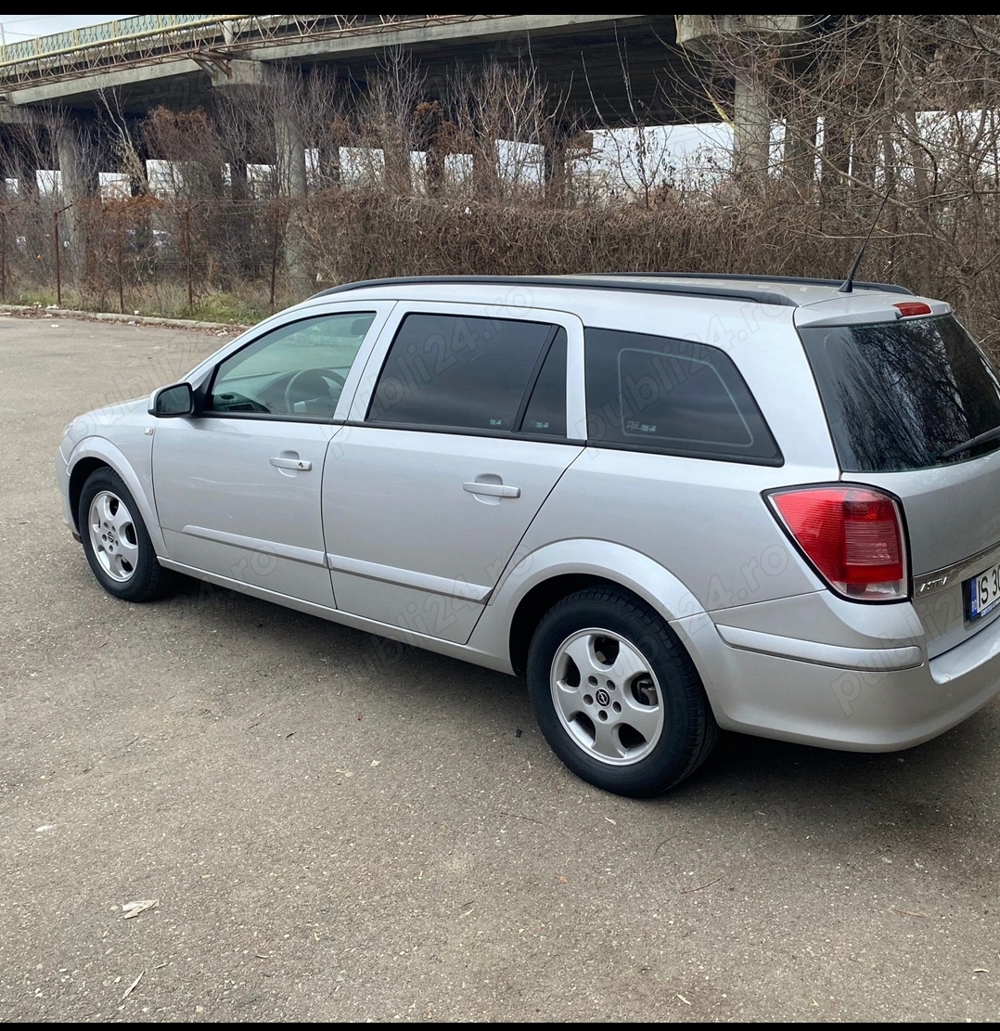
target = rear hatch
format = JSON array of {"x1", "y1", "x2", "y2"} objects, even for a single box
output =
[{"x1": 797, "y1": 305, "x2": 1000, "y2": 657}]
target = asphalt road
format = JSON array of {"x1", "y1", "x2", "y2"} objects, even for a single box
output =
[{"x1": 2, "y1": 313, "x2": 1000, "y2": 1022}]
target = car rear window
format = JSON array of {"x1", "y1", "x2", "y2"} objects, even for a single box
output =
[
  {"x1": 584, "y1": 328, "x2": 782, "y2": 463},
  {"x1": 800, "y1": 315, "x2": 1000, "y2": 472}
]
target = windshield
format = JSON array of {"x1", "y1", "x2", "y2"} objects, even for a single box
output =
[{"x1": 799, "y1": 314, "x2": 1000, "y2": 472}]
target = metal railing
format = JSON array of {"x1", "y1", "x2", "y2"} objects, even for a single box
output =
[
  {"x1": 0, "y1": 15, "x2": 228, "y2": 69},
  {"x1": 0, "y1": 16, "x2": 506, "y2": 89}
]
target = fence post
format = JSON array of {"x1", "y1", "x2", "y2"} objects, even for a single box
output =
[
  {"x1": 182, "y1": 207, "x2": 194, "y2": 312},
  {"x1": 269, "y1": 204, "x2": 281, "y2": 313},
  {"x1": 53, "y1": 210, "x2": 61, "y2": 307},
  {"x1": 0, "y1": 208, "x2": 6, "y2": 303},
  {"x1": 53, "y1": 205, "x2": 74, "y2": 306},
  {"x1": 54, "y1": 204, "x2": 74, "y2": 306},
  {"x1": 117, "y1": 207, "x2": 125, "y2": 314}
]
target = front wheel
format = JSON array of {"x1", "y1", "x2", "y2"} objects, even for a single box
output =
[
  {"x1": 527, "y1": 588, "x2": 718, "y2": 797},
  {"x1": 78, "y1": 467, "x2": 176, "y2": 602}
]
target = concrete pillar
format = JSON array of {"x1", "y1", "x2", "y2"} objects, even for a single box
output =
[
  {"x1": 125, "y1": 157, "x2": 149, "y2": 197},
  {"x1": 822, "y1": 117, "x2": 851, "y2": 192},
  {"x1": 382, "y1": 138, "x2": 411, "y2": 196},
  {"x1": 425, "y1": 142, "x2": 445, "y2": 196},
  {"x1": 0, "y1": 147, "x2": 11, "y2": 303},
  {"x1": 52, "y1": 116, "x2": 99, "y2": 279},
  {"x1": 543, "y1": 135, "x2": 567, "y2": 207},
  {"x1": 318, "y1": 143, "x2": 341, "y2": 187},
  {"x1": 230, "y1": 157, "x2": 250, "y2": 202},
  {"x1": 0, "y1": 138, "x2": 11, "y2": 200},
  {"x1": 204, "y1": 163, "x2": 225, "y2": 199},
  {"x1": 783, "y1": 104, "x2": 816, "y2": 188},
  {"x1": 273, "y1": 99, "x2": 311, "y2": 296},
  {"x1": 734, "y1": 77, "x2": 770, "y2": 183},
  {"x1": 414, "y1": 101, "x2": 445, "y2": 197},
  {"x1": 222, "y1": 155, "x2": 253, "y2": 282},
  {"x1": 676, "y1": 16, "x2": 812, "y2": 190},
  {"x1": 0, "y1": 115, "x2": 43, "y2": 197},
  {"x1": 209, "y1": 60, "x2": 266, "y2": 202},
  {"x1": 274, "y1": 102, "x2": 307, "y2": 199},
  {"x1": 851, "y1": 133, "x2": 875, "y2": 192},
  {"x1": 15, "y1": 146, "x2": 38, "y2": 198},
  {"x1": 212, "y1": 59, "x2": 312, "y2": 294},
  {"x1": 472, "y1": 134, "x2": 498, "y2": 200},
  {"x1": 120, "y1": 118, "x2": 150, "y2": 198}
]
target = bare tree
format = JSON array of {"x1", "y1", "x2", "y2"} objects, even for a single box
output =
[{"x1": 4, "y1": 22, "x2": 1000, "y2": 356}]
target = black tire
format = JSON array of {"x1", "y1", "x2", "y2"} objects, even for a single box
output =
[
  {"x1": 527, "y1": 587, "x2": 718, "y2": 797},
  {"x1": 78, "y1": 467, "x2": 176, "y2": 602}
]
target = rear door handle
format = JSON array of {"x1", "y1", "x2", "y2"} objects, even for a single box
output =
[
  {"x1": 463, "y1": 481, "x2": 520, "y2": 498},
  {"x1": 270, "y1": 456, "x2": 312, "y2": 471}
]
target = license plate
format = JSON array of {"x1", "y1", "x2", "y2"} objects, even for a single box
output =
[{"x1": 968, "y1": 560, "x2": 1000, "y2": 621}]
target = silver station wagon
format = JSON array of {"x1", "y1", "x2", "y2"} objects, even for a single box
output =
[{"x1": 57, "y1": 274, "x2": 1000, "y2": 796}]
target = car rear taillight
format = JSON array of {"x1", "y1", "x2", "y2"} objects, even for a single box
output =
[{"x1": 767, "y1": 486, "x2": 908, "y2": 601}]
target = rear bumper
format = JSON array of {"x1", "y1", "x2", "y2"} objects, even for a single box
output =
[{"x1": 674, "y1": 605, "x2": 1000, "y2": 752}]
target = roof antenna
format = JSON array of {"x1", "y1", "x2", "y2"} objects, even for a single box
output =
[{"x1": 840, "y1": 189, "x2": 892, "y2": 293}]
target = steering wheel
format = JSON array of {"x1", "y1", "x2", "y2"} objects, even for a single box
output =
[{"x1": 283, "y1": 368, "x2": 347, "y2": 416}]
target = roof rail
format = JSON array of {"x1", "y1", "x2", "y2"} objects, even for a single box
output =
[
  {"x1": 591, "y1": 271, "x2": 914, "y2": 296},
  {"x1": 312, "y1": 274, "x2": 801, "y2": 307}
]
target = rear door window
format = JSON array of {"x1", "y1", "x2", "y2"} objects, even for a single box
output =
[
  {"x1": 367, "y1": 313, "x2": 556, "y2": 433},
  {"x1": 800, "y1": 315, "x2": 1000, "y2": 472},
  {"x1": 584, "y1": 327, "x2": 781, "y2": 463},
  {"x1": 519, "y1": 329, "x2": 567, "y2": 436}
]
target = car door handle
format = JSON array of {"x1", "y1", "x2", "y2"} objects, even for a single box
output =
[
  {"x1": 463, "y1": 481, "x2": 520, "y2": 498},
  {"x1": 270, "y1": 456, "x2": 312, "y2": 471}
]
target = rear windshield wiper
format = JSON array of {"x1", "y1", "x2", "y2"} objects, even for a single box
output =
[{"x1": 938, "y1": 423, "x2": 1000, "y2": 461}]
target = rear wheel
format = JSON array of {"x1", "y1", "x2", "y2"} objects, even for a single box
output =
[
  {"x1": 78, "y1": 467, "x2": 176, "y2": 602},
  {"x1": 527, "y1": 588, "x2": 718, "y2": 797}
]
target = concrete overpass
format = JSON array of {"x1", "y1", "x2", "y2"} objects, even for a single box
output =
[
  {"x1": 0, "y1": 14, "x2": 815, "y2": 175},
  {"x1": 0, "y1": 15, "x2": 716, "y2": 121},
  {"x1": 0, "y1": 14, "x2": 813, "y2": 285}
]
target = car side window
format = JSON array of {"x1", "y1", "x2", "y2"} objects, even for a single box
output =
[
  {"x1": 584, "y1": 327, "x2": 781, "y2": 463},
  {"x1": 519, "y1": 329, "x2": 567, "y2": 437},
  {"x1": 367, "y1": 313, "x2": 555, "y2": 432},
  {"x1": 209, "y1": 312, "x2": 375, "y2": 418}
]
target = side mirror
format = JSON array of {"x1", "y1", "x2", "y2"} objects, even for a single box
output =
[{"x1": 150, "y1": 382, "x2": 195, "y2": 417}]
